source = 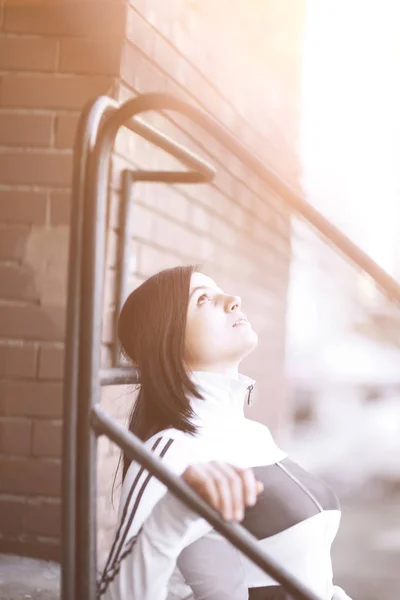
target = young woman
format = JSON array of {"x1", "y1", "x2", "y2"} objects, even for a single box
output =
[{"x1": 98, "y1": 266, "x2": 352, "y2": 600}]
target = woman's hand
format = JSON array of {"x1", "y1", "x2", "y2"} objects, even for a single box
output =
[{"x1": 182, "y1": 461, "x2": 264, "y2": 522}]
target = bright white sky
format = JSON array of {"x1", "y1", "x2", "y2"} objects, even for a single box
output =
[
  {"x1": 286, "y1": 1, "x2": 400, "y2": 374},
  {"x1": 300, "y1": 0, "x2": 400, "y2": 276}
]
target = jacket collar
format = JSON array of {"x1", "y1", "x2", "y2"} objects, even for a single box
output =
[{"x1": 188, "y1": 370, "x2": 255, "y2": 426}]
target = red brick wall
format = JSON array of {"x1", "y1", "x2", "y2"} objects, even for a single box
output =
[
  {"x1": 0, "y1": 0, "x2": 305, "y2": 562},
  {"x1": 0, "y1": 0, "x2": 123, "y2": 561}
]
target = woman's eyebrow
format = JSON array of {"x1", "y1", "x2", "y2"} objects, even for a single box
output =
[
  {"x1": 189, "y1": 285, "x2": 223, "y2": 300},
  {"x1": 189, "y1": 285, "x2": 209, "y2": 300}
]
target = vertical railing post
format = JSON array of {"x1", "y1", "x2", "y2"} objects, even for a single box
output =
[
  {"x1": 112, "y1": 170, "x2": 135, "y2": 367},
  {"x1": 62, "y1": 96, "x2": 118, "y2": 600},
  {"x1": 75, "y1": 107, "x2": 119, "y2": 600}
]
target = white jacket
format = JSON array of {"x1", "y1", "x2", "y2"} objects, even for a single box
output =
[{"x1": 98, "y1": 371, "x2": 348, "y2": 600}]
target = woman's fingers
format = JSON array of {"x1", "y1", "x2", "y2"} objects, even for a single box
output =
[
  {"x1": 236, "y1": 465, "x2": 260, "y2": 507},
  {"x1": 183, "y1": 462, "x2": 236, "y2": 520},
  {"x1": 206, "y1": 462, "x2": 244, "y2": 521},
  {"x1": 183, "y1": 463, "x2": 220, "y2": 511},
  {"x1": 182, "y1": 462, "x2": 263, "y2": 522}
]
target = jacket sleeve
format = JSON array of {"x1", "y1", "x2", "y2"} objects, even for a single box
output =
[
  {"x1": 177, "y1": 532, "x2": 249, "y2": 600},
  {"x1": 116, "y1": 491, "x2": 212, "y2": 600},
  {"x1": 98, "y1": 433, "x2": 212, "y2": 599}
]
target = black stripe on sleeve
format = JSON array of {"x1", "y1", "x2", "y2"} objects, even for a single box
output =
[
  {"x1": 97, "y1": 529, "x2": 142, "y2": 596},
  {"x1": 99, "y1": 436, "x2": 163, "y2": 583},
  {"x1": 98, "y1": 437, "x2": 175, "y2": 594}
]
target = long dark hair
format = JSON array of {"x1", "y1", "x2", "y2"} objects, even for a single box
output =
[{"x1": 118, "y1": 265, "x2": 203, "y2": 480}]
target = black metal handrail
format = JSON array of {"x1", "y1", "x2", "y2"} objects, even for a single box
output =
[{"x1": 63, "y1": 92, "x2": 400, "y2": 600}]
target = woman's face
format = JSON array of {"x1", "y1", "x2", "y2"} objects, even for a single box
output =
[{"x1": 184, "y1": 272, "x2": 258, "y2": 374}]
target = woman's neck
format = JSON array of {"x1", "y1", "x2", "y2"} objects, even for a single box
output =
[{"x1": 187, "y1": 363, "x2": 240, "y2": 379}]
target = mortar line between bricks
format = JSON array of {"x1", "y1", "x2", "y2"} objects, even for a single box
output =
[
  {"x1": 31, "y1": 418, "x2": 62, "y2": 424},
  {"x1": 0, "y1": 416, "x2": 33, "y2": 423},
  {"x1": 0, "y1": 416, "x2": 63, "y2": 424},
  {"x1": 0, "y1": 454, "x2": 61, "y2": 463},
  {"x1": 0, "y1": 184, "x2": 70, "y2": 191},
  {"x1": 44, "y1": 189, "x2": 51, "y2": 227},
  {"x1": 0, "y1": 259, "x2": 22, "y2": 266},
  {"x1": 0, "y1": 69, "x2": 114, "y2": 79},
  {"x1": 0, "y1": 107, "x2": 79, "y2": 115},
  {"x1": 34, "y1": 539, "x2": 61, "y2": 546},
  {"x1": 0, "y1": 493, "x2": 28, "y2": 501},
  {"x1": 0, "y1": 298, "x2": 46, "y2": 307},
  {"x1": 54, "y1": 38, "x2": 60, "y2": 71},
  {"x1": 35, "y1": 344, "x2": 42, "y2": 379},
  {"x1": 38, "y1": 341, "x2": 64, "y2": 348},
  {"x1": 0, "y1": 146, "x2": 72, "y2": 154},
  {"x1": 0, "y1": 32, "x2": 63, "y2": 39},
  {"x1": 0, "y1": 339, "x2": 40, "y2": 345},
  {"x1": 49, "y1": 113, "x2": 56, "y2": 149},
  {"x1": 25, "y1": 496, "x2": 61, "y2": 504}
]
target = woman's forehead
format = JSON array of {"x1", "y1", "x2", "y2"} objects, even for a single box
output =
[{"x1": 190, "y1": 271, "x2": 219, "y2": 291}]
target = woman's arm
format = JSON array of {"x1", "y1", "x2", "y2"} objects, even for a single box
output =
[
  {"x1": 103, "y1": 460, "x2": 263, "y2": 600},
  {"x1": 114, "y1": 489, "x2": 212, "y2": 600},
  {"x1": 178, "y1": 531, "x2": 250, "y2": 600}
]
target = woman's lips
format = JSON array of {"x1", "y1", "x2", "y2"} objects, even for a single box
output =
[{"x1": 233, "y1": 316, "x2": 249, "y2": 327}]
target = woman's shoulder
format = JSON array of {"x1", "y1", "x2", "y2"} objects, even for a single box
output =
[
  {"x1": 144, "y1": 426, "x2": 202, "y2": 454},
  {"x1": 146, "y1": 426, "x2": 191, "y2": 445},
  {"x1": 124, "y1": 428, "x2": 201, "y2": 484}
]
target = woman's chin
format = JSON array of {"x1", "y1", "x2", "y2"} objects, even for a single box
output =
[
  {"x1": 250, "y1": 330, "x2": 259, "y2": 349},
  {"x1": 241, "y1": 328, "x2": 259, "y2": 354}
]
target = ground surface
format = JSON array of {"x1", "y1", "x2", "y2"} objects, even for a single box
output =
[{"x1": 0, "y1": 555, "x2": 59, "y2": 600}]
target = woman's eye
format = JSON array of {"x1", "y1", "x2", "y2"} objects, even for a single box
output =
[{"x1": 197, "y1": 293, "x2": 210, "y2": 305}]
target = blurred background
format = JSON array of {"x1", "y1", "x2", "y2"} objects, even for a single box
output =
[
  {"x1": 285, "y1": 2, "x2": 400, "y2": 599},
  {"x1": 0, "y1": 0, "x2": 399, "y2": 599}
]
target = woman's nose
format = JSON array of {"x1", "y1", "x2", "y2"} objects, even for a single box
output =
[{"x1": 226, "y1": 295, "x2": 241, "y2": 312}]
